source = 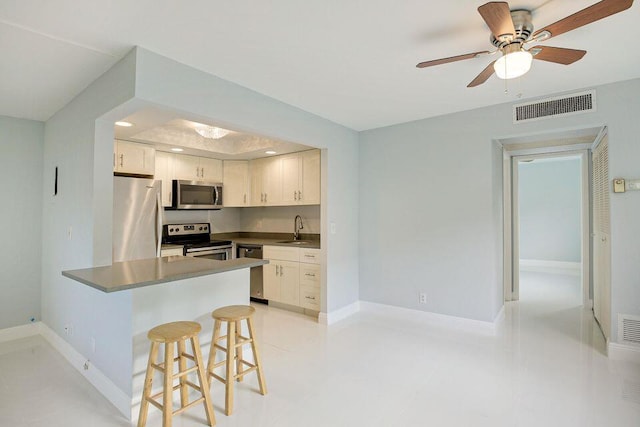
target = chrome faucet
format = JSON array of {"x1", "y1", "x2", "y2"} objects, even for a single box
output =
[{"x1": 294, "y1": 215, "x2": 304, "y2": 240}]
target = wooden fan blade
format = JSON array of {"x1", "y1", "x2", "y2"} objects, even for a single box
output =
[
  {"x1": 531, "y1": 46, "x2": 587, "y2": 65},
  {"x1": 532, "y1": 0, "x2": 633, "y2": 40},
  {"x1": 416, "y1": 51, "x2": 491, "y2": 68},
  {"x1": 468, "y1": 61, "x2": 496, "y2": 87},
  {"x1": 478, "y1": 2, "x2": 516, "y2": 40}
]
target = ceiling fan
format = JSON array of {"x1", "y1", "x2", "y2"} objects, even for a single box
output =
[{"x1": 416, "y1": 0, "x2": 634, "y2": 87}]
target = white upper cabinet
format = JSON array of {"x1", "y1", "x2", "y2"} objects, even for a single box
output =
[
  {"x1": 155, "y1": 151, "x2": 174, "y2": 207},
  {"x1": 151, "y1": 149, "x2": 319, "y2": 208},
  {"x1": 173, "y1": 154, "x2": 222, "y2": 183},
  {"x1": 222, "y1": 160, "x2": 249, "y2": 207},
  {"x1": 113, "y1": 140, "x2": 155, "y2": 176},
  {"x1": 250, "y1": 156, "x2": 282, "y2": 206},
  {"x1": 199, "y1": 157, "x2": 223, "y2": 182},
  {"x1": 280, "y1": 150, "x2": 320, "y2": 205}
]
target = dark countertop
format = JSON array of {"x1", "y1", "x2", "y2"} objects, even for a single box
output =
[
  {"x1": 213, "y1": 232, "x2": 321, "y2": 249},
  {"x1": 62, "y1": 256, "x2": 268, "y2": 293}
]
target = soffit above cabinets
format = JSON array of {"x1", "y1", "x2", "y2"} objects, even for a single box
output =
[{"x1": 114, "y1": 107, "x2": 312, "y2": 160}]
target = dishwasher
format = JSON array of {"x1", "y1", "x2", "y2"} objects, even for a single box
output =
[{"x1": 237, "y1": 244, "x2": 267, "y2": 303}]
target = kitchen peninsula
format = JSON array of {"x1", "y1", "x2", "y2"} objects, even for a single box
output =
[{"x1": 61, "y1": 256, "x2": 267, "y2": 420}]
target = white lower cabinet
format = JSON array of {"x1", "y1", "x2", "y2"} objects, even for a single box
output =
[{"x1": 263, "y1": 245, "x2": 321, "y2": 310}]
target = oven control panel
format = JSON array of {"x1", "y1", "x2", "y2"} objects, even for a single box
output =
[{"x1": 164, "y1": 223, "x2": 209, "y2": 236}]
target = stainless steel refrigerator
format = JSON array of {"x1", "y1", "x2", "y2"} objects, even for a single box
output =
[{"x1": 112, "y1": 176, "x2": 163, "y2": 262}]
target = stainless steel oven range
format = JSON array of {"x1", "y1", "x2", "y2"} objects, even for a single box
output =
[{"x1": 162, "y1": 223, "x2": 232, "y2": 261}]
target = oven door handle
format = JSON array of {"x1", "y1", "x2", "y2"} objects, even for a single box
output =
[{"x1": 186, "y1": 247, "x2": 231, "y2": 255}]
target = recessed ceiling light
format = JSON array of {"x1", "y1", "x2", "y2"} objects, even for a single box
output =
[
  {"x1": 171, "y1": 148, "x2": 184, "y2": 152},
  {"x1": 115, "y1": 121, "x2": 133, "y2": 127},
  {"x1": 265, "y1": 150, "x2": 277, "y2": 155}
]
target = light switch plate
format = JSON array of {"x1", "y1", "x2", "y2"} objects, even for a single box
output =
[{"x1": 613, "y1": 179, "x2": 625, "y2": 193}]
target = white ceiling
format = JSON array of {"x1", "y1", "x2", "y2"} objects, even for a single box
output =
[{"x1": 2, "y1": 1, "x2": 639, "y2": 131}]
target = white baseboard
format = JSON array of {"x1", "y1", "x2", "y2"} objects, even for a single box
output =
[
  {"x1": 493, "y1": 305, "x2": 505, "y2": 324},
  {"x1": 318, "y1": 301, "x2": 361, "y2": 325},
  {"x1": 39, "y1": 323, "x2": 132, "y2": 419},
  {"x1": 0, "y1": 322, "x2": 41, "y2": 343},
  {"x1": 359, "y1": 301, "x2": 500, "y2": 335},
  {"x1": 520, "y1": 259, "x2": 581, "y2": 276},
  {"x1": 608, "y1": 342, "x2": 640, "y2": 364}
]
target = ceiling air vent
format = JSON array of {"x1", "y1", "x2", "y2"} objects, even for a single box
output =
[
  {"x1": 618, "y1": 314, "x2": 640, "y2": 346},
  {"x1": 513, "y1": 90, "x2": 596, "y2": 124}
]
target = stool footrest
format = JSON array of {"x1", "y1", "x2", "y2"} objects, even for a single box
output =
[
  {"x1": 173, "y1": 397, "x2": 205, "y2": 416},
  {"x1": 173, "y1": 365, "x2": 198, "y2": 379},
  {"x1": 210, "y1": 373, "x2": 226, "y2": 384},
  {"x1": 235, "y1": 365, "x2": 257, "y2": 379},
  {"x1": 210, "y1": 360, "x2": 226, "y2": 370}
]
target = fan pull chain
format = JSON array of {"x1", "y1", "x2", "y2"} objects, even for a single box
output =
[{"x1": 503, "y1": 56, "x2": 508, "y2": 94}]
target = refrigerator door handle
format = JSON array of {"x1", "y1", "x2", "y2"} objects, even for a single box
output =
[{"x1": 155, "y1": 190, "x2": 163, "y2": 257}]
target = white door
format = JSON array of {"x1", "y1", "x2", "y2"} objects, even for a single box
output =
[{"x1": 592, "y1": 135, "x2": 611, "y2": 340}]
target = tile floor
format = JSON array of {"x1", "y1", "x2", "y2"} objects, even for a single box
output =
[{"x1": 1, "y1": 271, "x2": 639, "y2": 426}]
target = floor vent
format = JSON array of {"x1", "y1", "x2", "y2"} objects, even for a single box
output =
[
  {"x1": 513, "y1": 90, "x2": 596, "y2": 123},
  {"x1": 618, "y1": 314, "x2": 640, "y2": 346}
]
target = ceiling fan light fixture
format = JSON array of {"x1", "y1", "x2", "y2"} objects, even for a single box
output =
[
  {"x1": 494, "y1": 49, "x2": 533, "y2": 80},
  {"x1": 195, "y1": 125, "x2": 230, "y2": 139}
]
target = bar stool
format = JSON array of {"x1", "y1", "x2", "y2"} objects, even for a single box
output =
[
  {"x1": 138, "y1": 321, "x2": 215, "y2": 427},
  {"x1": 207, "y1": 305, "x2": 267, "y2": 415}
]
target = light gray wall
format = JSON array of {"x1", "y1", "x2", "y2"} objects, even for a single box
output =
[
  {"x1": 240, "y1": 205, "x2": 320, "y2": 234},
  {"x1": 41, "y1": 50, "x2": 137, "y2": 396},
  {"x1": 360, "y1": 78, "x2": 640, "y2": 335},
  {"x1": 0, "y1": 116, "x2": 43, "y2": 329},
  {"x1": 519, "y1": 158, "x2": 581, "y2": 263}
]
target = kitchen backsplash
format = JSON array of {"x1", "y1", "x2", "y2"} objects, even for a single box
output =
[
  {"x1": 240, "y1": 205, "x2": 320, "y2": 234},
  {"x1": 163, "y1": 205, "x2": 319, "y2": 234}
]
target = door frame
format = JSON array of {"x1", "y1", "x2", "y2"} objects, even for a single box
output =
[{"x1": 504, "y1": 149, "x2": 591, "y2": 305}]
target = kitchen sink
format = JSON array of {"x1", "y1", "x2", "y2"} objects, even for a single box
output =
[{"x1": 277, "y1": 240, "x2": 313, "y2": 245}]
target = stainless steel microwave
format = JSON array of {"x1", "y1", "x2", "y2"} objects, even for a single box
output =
[{"x1": 170, "y1": 180, "x2": 223, "y2": 210}]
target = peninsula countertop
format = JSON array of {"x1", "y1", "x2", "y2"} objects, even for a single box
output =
[{"x1": 62, "y1": 256, "x2": 268, "y2": 293}]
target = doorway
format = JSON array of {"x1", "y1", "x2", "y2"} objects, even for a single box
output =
[
  {"x1": 499, "y1": 124, "x2": 605, "y2": 307},
  {"x1": 513, "y1": 153, "x2": 584, "y2": 303}
]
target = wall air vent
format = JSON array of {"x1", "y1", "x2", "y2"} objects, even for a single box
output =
[
  {"x1": 513, "y1": 90, "x2": 596, "y2": 124},
  {"x1": 618, "y1": 314, "x2": 640, "y2": 346}
]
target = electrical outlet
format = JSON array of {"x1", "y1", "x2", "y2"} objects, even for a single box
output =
[{"x1": 419, "y1": 293, "x2": 427, "y2": 304}]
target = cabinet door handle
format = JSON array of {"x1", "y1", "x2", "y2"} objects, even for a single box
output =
[
  {"x1": 305, "y1": 296, "x2": 316, "y2": 300},
  {"x1": 305, "y1": 273, "x2": 316, "y2": 277},
  {"x1": 119, "y1": 154, "x2": 124, "y2": 167},
  {"x1": 201, "y1": 167, "x2": 205, "y2": 177},
  {"x1": 265, "y1": 193, "x2": 268, "y2": 203},
  {"x1": 279, "y1": 264, "x2": 283, "y2": 276},
  {"x1": 294, "y1": 191, "x2": 298, "y2": 201},
  {"x1": 244, "y1": 194, "x2": 247, "y2": 204},
  {"x1": 298, "y1": 190, "x2": 302, "y2": 200}
]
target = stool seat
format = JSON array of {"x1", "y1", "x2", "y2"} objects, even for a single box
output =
[
  {"x1": 148, "y1": 321, "x2": 201, "y2": 343},
  {"x1": 211, "y1": 305, "x2": 255, "y2": 322},
  {"x1": 207, "y1": 304, "x2": 266, "y2": 415}
]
